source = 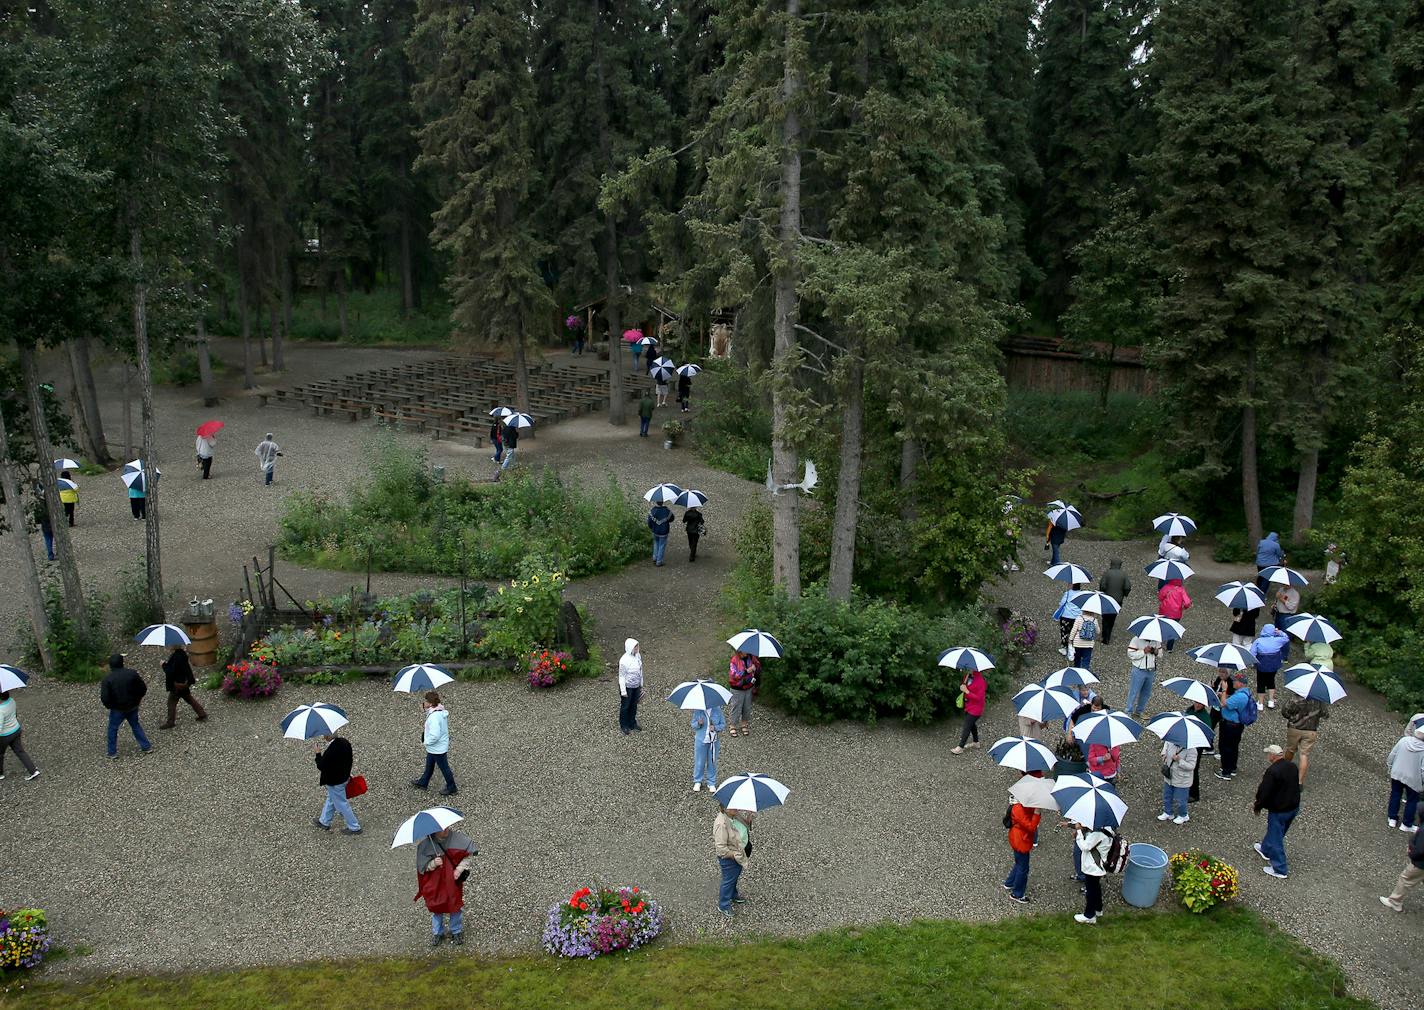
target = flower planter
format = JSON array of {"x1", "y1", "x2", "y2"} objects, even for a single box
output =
[{"x1": 663, "y1": 439, "x2": 674, "y2": 449}]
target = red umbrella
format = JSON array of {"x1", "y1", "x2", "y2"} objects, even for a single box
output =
[{"x1": 196, "y1": 420, "x2": 224, "y2": 438}]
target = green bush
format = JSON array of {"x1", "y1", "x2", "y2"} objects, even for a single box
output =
[
  {"x1": 477, "y1": 559, "x2": 566, "y2": 660},
  {"x1": 1004, "y1": 389, "x2": 1160, "y2": 467},
  {"x1": 151, "y1": 347, "x2": 225, "y2": 387},
  {"x1": 114, "y1": 564, "x2": 164, "y2": 639},
  {"x1": 16, "y1": 582, "x2": 110, "y2": 682},
  {"x1": 208, "y1": 287, "x2": 453, "y2": 346},
  {"x1": 690, "y1": 361, "x2": 772, "y2": 482}
]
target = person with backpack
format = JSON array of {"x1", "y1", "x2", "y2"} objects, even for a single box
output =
[
  {"x1": 950, "y1": 667, "x2": 987, "y2": 755},
  {"x1": 1074, "y1": 822, "x2": 1115, "y2": 924},
  {"x1": 1053, "y1": 582, "x2": 1086, "y2": 657},
  {"x1": 1002, "y1": 798, "x2": 1041, "y2": 904},
  {"x1": 1156, "y1": 578, "x2": 1192, "y2": 652},
  {"x1": 1253, "y1": 744, "x2": 1301, "y2": 879},
  {"x1": 727, "y1": 650, "x2": 760, "y2": 737},
  {"x1": 1068, "y1": 609, "x2": 1100, "y2": 670},
  {"x1": 1096, "y1": 560, "x2": 1131, "y2": 645},
  {"x1": 1250, "y1": 624, "x2": 1290, "y2": 710},
  {"x1": 1215, "y1": 671, "x2": 1256, "y2": 780},
  {"x1": 647, "y1": 502, "x2": 673, "y2": 566},
  {"x1": 1386, "y1": 726, "x2": 1424, "y2": 832},
  {"x1": 1124, "y1": 635, "x2": 1161, "y2": 719},
  {"x1": 1379, "y1": 814, "x2": 1424, "y2": 912}
]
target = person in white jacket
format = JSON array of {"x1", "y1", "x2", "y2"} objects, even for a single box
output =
[
  {"x1": 618, "y1": 638, "x2": 644, "y2": 735},
  {"x1": 195, "y1": 433, "x2": 216, "y2": 479},
  {"x1": 1386, "y1": 726, "x2": 1424, "y2": 832},
  {"x1": 1074, "y1": 823, "x2": 1113, "y2": 924},
  {"x1": 410, "y1": 691, "x2": 457, "y2": 796}
]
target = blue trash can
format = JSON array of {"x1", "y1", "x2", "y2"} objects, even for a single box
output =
[{"x1": 1121, "y1": 843, "x2": 1169, "y2": 908}]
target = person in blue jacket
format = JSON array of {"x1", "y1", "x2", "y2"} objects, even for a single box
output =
[
  {"x1": 1250, "y1": 624, "x2": 1290, "y2": 710},
  {"x1": 1053, "y1": 582, "x2": 1086, "y2": 657},
  {"x1": 647, "y1": 503, "x2": 673, "y2": 566},
  {"x1": 1255, "y1": 532, "x2": 1285, "y2": 592},
  {"x1": 690, "y1": 705, "x2": 726, "y2": 793},
  {"x1": 1216, "y1": 671, "x2": 1254, "y2": 780}
]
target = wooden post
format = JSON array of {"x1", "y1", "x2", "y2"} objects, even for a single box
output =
[{"x1": 458, "y1": 537, "x2": 468, "y2": 659}]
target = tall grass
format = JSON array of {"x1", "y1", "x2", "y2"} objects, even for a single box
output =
[{"x1": 208, "y1": 287, "x2": 453, "y2": 346}]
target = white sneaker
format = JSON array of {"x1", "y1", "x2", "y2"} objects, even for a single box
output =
[
  {"x1": 25, "y1": 769, "x2": 39, "y2": 781},
  {"x1": 1173, "y1": 814, "x2": 1190, "y2": 825},
  {"x1": 1253, "y1": 843, "x2": 1268, "y2": 860},
  {"x1": 1073, "y1": 914, "x2": 1098, "y2": 925},
  {"x1": 1379, "y1": 896, "x2": 1404, "y2": 912},
  {"x1": 1262, "y1": 866, "x2": 1288, "y2": 879},
  {"x1": 1267, "y1": 700, "x2": 1275, "y2": 708},
  {"x1": 1389, "y1": 818, "x2": 1399, "y2": 828},
  {"x1": 1403, "y1": 824, "x2": 1418, "y2": 834},
  {"x1": 1157, "y1": 812, "x2": 1172, "y2": 821},
  {"x1": 692, "y1": 783, "x2": 701, "y2": 792}
]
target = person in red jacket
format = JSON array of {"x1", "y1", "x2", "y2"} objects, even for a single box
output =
[
  {"x1": 1002, "y1": 800, "x2": 1041, "y2": 903},
  {"x1": 951, "y1": 669, "x2": 987, "y2": 755},
  {"x1": 1157, "y1": 579, "x2": 1193, "y2": 652},
  {"x1": 415, "y1": 826, "x2": 476, "y2": 946}
]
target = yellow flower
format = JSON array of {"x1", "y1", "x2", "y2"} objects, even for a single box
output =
[
  {"x1": 532, "y1": 575, "x2": 540, "y2": 584},
  {"x1": 517, "y1": 607, "x2": 525, "y2": 613}
]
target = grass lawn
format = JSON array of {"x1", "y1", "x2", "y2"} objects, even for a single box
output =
[{"x1": 3, "y1": 909, "x2": 1370, "y2": 1010}]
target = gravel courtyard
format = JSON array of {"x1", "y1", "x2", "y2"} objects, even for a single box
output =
[{"x1": 0, "y1": 342, "x2": 1419, "y2": 1008}]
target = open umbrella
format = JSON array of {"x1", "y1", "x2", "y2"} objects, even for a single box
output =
[
  {"x1": 1279, "y1": 613, "x2": 1342, "y2": 644},
  {"x1": 636, "y1": 336, "x2": 659, "y2": 349},
  {"x1": 1160, "y1": 676, "x2": 1221, "y2": 709},
  {"x1": 1013, "y1": 684, "x2": 1079, "y2": 723},
  {"x1": 1039, "y1": 667, "x2": 1099, "y2": 690},
  {"x1": 1146, "y1": 559, "x2": 1195, "y2": 581},
  {"x1": 727, "y1": 629, "x2": 783, "y2": 658},
  {"x1": 55, "y1": 478, "x2": 78, "y2": 492},
  {"x1": 674, "y1": 489, "x2": 708, "y2": 508},
  {"x1": 1051, "y1": 773, "x2": 1127, "y2": 829},
  {"x1": 1259, "y1": 565, "x2": 1309, "y2": 588},
  {"x1": 651, "y1": 365, "x2": 676, "y2": 383},
  {"x1": 1070, "y1": 591, "x2": 1120, "y2": 617},
  {"x1": 195, "y1": 420, "x2": 224, "y2": 438},
  {"x1": 121, "y1": 459, "x2": 160, "y2": 490},
  {"x1": 0, "y1": 665, "x2": 30, "y2": 692},
  {"x1": 1282, "y1": 664, "x2": 1347, "y2": 703},
  {"x1": 1187, "y1": 642, "x2": 1256, "y2": 671},
  {"x1": 1048, "y1": 502, "x2": 1083, "y2": 531},
  {"x1": 667, "y1": 679, "x2": 733, "y2": 710},
  {"x1": 487, "y1": 406, "x2": 513, "y2": 418},
  {"x1": 936, "y1": 647, "x2": 996, "y2": 671},
  {"x1": 990, "y1": 736, "x2": 1058, "y2": 774},
  {"x1": 1215, "y1": 581, "x2": 1266, "y2": 610},
  {"x1": 622, "y1": 329, "x2": 646, "y2": 343},
  {"x1": 1127, "y1": 615, "x2": 1185, "y2": 644},
  {"x1": 391, "y1": 806, "x2": 465, "y2": 848},
  {"x1": 1009, "y1": 775, "x2": 1059, "y2": 810},
  {"x1": 503, "y1": 413, "x2": 535, "y2": 429},
  {"x1": 280, "y1": 702, "x2": 349, "y2": 740},
  {"x1": 676, "y1": 363, "x2": 702, "y2": 378},
  {"x1": 392, "y1": 664, "x2": 454, "y2": 694},
  {"x1": 1073, "y1": 711, "x2": 1144, "y2": 748},
  {"x1": 1152, "y1": 513, "x2": 1197, "y2": 537},
  {"x1": 1044, "y1": 563, "x2": 1093, "y2": 584},
  {"x1": 714, "y1": 773, "x2": 789, "y2": 811},
  {"x1": 1408, "y1": 713, "x2": 1424, "y2": 733},
  {"x1": 53, "y1": 458, "x2": 81, "y2": 471},
  {"x1": 1145, "y1": 711, "x2": 1214, "y2": 749},
  {"x1": 652, "y1": 356, "x2": 674, "y2": 369},
  {"x1": 134, "y1": 624, "x2": 191, "y2": 647},
  {"x1": 644, "y1": 483, "x2": 684, "y2": 504}
]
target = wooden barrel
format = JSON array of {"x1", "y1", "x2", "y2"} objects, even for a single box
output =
[{"x1": 184, "y1": 620, "x2": 219, "y2": 668}]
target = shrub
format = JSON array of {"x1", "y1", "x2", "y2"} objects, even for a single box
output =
[
  {"x1": 542, "y1": 886, "x2": 664, "y2": 959},
  {"x1": 115, "y1": 563, "x2": 164, "y2": 639},
  {"x1": 16, "y1": 581, "x2": 109, "y2": 682},
  {"x1": 479, "y1": 561, "x2": 565, "y2": 660},
  {"x1": 0, "y1": 908, "x2": 52, "y2": 972},
  {"x1": 690, "y1": 361, "x2": 772, "y2": 482},
  {"x1": 1169, "y1": 850, "x2": 1240, "y2": 913},
  {"x1": 222, "y1": 659, "x2": 282, "y2": 699}
]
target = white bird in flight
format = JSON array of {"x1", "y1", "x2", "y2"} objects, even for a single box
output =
[{"x1": 767, "y1": 459, "x2": 818, "y2": 496}]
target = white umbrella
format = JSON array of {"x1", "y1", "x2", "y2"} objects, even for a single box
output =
[
  {"x1": 121, "y1": 459, "x2": 160, "y2": 490},
  {"x1": 503, "y1": 413, "x2": 535, "y2": 429},
  {"x1": 1215, "y1": 581, "x2": 1266, "y2": 610},
  {"x1": 651, "y1": 365, "x2": 676, "y2": 383},
  {"x1": 1127, "y1": 615, "x2": 1186, "y2": 644},
  {"x1": 391, "y1": 806, "x2": 465, "y2": 848},
  {"x1": 1153, "y1": 513, "x2": 1197, "y2": 537},
  {"x1": 1160, "y1": 676, "x2": 1221, "y2": 709},
  {"x1": 134, "y1": 624, "x2": 191, "y2": 647},
  {"x1": 1146, "y1": 559, "x2": 1195, "y2": 581},
  {"x1": 936, "y1": 647, "x2": 996, "y2": 671},
  {"x1": 1044, "y1": 563, "x2": 1093, "y2": 584},
  {"x1": 727, "y1": 629, "x2": 783, "y2": 658},
  {"x1": 1073, "y1": 711, "x2": 1144, "y2": 748},
  {"x1": 676, "y1": 363, "x2": 702, "y2": 378},
  {"x1": 1145, "y1": 711, "x2": 1215, "y2": 749},
  {"x1": 1187, "y1": 642, "x2": 1256, "y2": 670},
  {"x1": 1070, "y1": 591, "x2": 1120, "y2": 617},
  {"x1": 1282, "y1": 664, "x2": 1348, "y2": 703},
  {"x1": 1279, "y1": 613, "x2": 1342, "y2": 644},
  {"x1": 1259, "y1": 565, "x2": 1309, "y2": 588},
  {"x1": 280, "y1": 702, "x2": 349, "y2": 740},
  {"x1": 991, "y1": 736, "x2": 1059, "y2": 774},
  {"x1": 392, "y1": 664, "x2": 455, "y2": 694},
  {"x1": 652, "y1": 356, "x2": 674, "y2": 369},
  {"x1": 487, "y1": 406, "x2": 513, "y2": 418},
  {"x1": 713, "y1": 773, "x2": 790, "y2": 811},
  {"x1": 1009, "y1": 775, "x2": 1059, "y2": 811},
  {"x1": 1051, "y1": 773, "x2": 1127, "y2": 829},
  {"x1": 667, "y1": 679, "x2": 734, "y2": 710},
  {"x1": 0, "y1": 665, "x2": 31, "y2": 692},
  {"x1": 644, "y1": 482, "x2": 684, "y2": 504},
  {"x1": 1039, "y1": 667, "x2": 1099, "y2": 690},
  {"x1": 1012, "y1": 684, "x2": 1078, "y2": 723},
  {"x1": 56, "y1": 477, "x2": 78, "y2": 492},
  {"x1": 1048, "y1": 502, "x2": 1083, "y2": 531}
]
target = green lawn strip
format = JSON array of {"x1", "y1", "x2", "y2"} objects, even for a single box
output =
[{"x1": 5, "y1": 910, "x2": 1369, "y2": 1010}]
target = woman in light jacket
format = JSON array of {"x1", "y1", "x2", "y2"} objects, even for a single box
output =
[
  {"x1": 1074, "y1": 822, "x2": 1113, "y2": 924},
  {"x1": 618, "y1": 638, "x2": 644, "y2": 735},
  {"x1": 713, "y1": 806, "x2": 753, "y2": 916},
  {"x1": 690, "y1": 706, "x2": 726, "y2": 792},
  {"x1": 410, "y1": 691, "x2": 457, "y2": 796},
  {"x1": 0, "y1": 690, "x2": 39, "y2": 781},
  {"x1": 1159, "y1": 739, "x2": 1197, "y2": 824}
]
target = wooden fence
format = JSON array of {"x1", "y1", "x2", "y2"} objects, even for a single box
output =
[{"x1": 1000, "y1": 335, "x2": 1155, "y2": 396}]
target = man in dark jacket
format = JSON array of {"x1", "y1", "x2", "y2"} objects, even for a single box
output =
[
  {"x1": 1096, "y1": 559, "x2": 1132, "y2": 645},
  {"x1": 1380, "y1": 815, "x2": 1424, "y2": 911},
  {"x1": 498, "y1": 421, "x2": 519, "y2": 474},
  {"x1": 159, "y1": 645, "x2": 208, "y2": 729},
  {"x1": 1253, "y1": 744, "x2": 1301, "y2": 879},
  {"x1": 638, "y1": 393, "x2": 655, "y2": 437},
  {"x1": 1280, "y1": 695, "x2": 1328, "y2": 784},
  {"x1": 313, "y1": 733, "x2": 361, "y2": 834},
  {"x1": 676, "y1": 372, "x2": 693, "y2": 413},
  {"x1": 648, "y1": 503, "x2": 673, "y2": 567},
  {"x1": 100, "y1": 653, "x2": 151, "y2": 758}
]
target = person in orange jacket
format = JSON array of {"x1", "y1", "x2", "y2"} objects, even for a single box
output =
[{"x1": 1002, "y1": 800, "x2": 1041, "y2": 903}]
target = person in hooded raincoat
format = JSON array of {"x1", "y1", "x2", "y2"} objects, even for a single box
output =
[
  {"x1": 617, "y1": 638, "x2": 644, "y2": 735},
  {"x1": 415, "y1": 825, "x2": 475, "y2": 946},
  {"x1": 1255, "y1": 532, "x2": 1285, "y2": 592},
  {"x1": 1250, "y1": 624, "x2": 1290, "y2": 710},
  {"x1": 1386, "y1": 726, "x2": 1424, "y2": 832}
]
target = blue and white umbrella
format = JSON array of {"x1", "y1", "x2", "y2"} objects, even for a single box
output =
[
  {"x1": 391, "y1": 806, "x2": 465, "y2": 848},
  {"x1": 989, "y1": 736, "x2": 1058, "y2": 774},
  {"x1": 936, "y1": 646, "x2": 996, "y2": 671},
  {"x1": 1127, "y1": 615, "x2": 1186, "y2": 644},
  {"x1": 280, "y1": 702, "x2": 350, "y2": 740},
  {"x1": 134, "y1": 624, "x2": 191, "y2": 647},
  {"x1": 1070, "y1": 591, "x2": 1120, "y2": 616},
  {"x1": 674, "y1": 489, "x2": 708, "y2": 508},
  {"x1": 1051, "y1": 773, "x2": 1127, "y2": 829},
  {"x1": 1188, "y1": 642, "x2": 1256, "y2": 671},
  {"x1": 1282, "y1": 664, "x2": 1347, "y2": 704},
  {"x1": 0, "y1": 665, "x2": 31, "y2": 692},
  {"x1": 392, "y1": 664, "x2": 454, "y2": 694},
  {"x1": 676, "y1": 363, "x2": 702, "y2": 378},
  {"x1": 1040, "y1": 667, "x2": 1099, "y2": 690},
  {"x1": 1044, "y1": 563, "x2": 1093, "y2": 584},
  {"x1": 56, "y1": 477, "x2": 78, "y2": 492},
  {"x1": 636, "y1": 336, "x2": 659, "y2": 349},
  {"x1": 1146, "y1": 559, "x2": 1195, "y2": 581},
  {"x1": 1160, "y1": 676, "x2": 1221, "y2": 709},
  {"x1": 652, "y1": 365, "x2": 676, "y2": 383},
  {"x1": 652, "y1": 356, "x2": 675, "y2": 370},
  {"x1": 1215, "y1": 581, "x2": 1266, "y2": 610},
  {"x1": 487, "y1": 406, "x2": 513, "y2": 418},
  {"x1": 53, "y1": 458, "x2": 81, "y2": 471},
  {"x1": 1279, "y1": 613, "x2": 1341, "y2": 644},
  {"x1": 1259, "y1": 565, "x2": 1309, "y2": 588},
  {"x1": 1145, "y1": 711, "x2": 1214, "y2": 749},
  {"x1": 668, "y1": 679, "x2": 734, "y2": 711},
  {"x1": 503, "y1": 412, "x2": 535, "y2": 430},
  {"x1": 1013, "y1": 684, "x2": 1079, "y2": 723},
  {"x1": 1047, "y1": 501, "x2": 1083, "y2": 531},
  {"x1": 120, "y1": 459, "x2": 160, "y2": 491},
  {"x1": 727, "y1": 629, "x2": 783, "y2": 659},
  {"x1": 644, "y1": 482, "x2": 684, "y2": 504},
  {"x1": 1073, "y1": 711, "x2": 1144, "y2": 748},
  {"x1": 1408, "y1": 713, "x2": 1424, "y2": 733},
  {"x1": 714, "y1": 773, "x2": 790, "y2": 812},
  {"x1": 1153, "y1": 513, "x2": 1197, "y2": 537}
]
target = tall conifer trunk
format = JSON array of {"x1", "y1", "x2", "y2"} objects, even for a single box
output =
[
  {"x1": 0, "y1": 405, "x2": 53, "y2": 673},
  {"x1": 131, "y1": 221, "x2": 165, "y2": 614},
  {"x1": 1241, "y1": 342, "x2": 1263, "y2": 545},
  {"x1": 827, "y1": 350, "x2": 864, "y2": 600}
]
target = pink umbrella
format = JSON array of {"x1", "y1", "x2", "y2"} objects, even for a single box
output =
[{"x1": 622, "y1": 328, "x2": 647, "y2": 343}]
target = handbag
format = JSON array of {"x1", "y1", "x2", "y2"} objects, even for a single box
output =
[
  {"x1": 345, "y1": 774, "x2": 368, "y2": 799},
  {"x1": 1161, "y1": 762, "x2": 1172, "y2": 780}
]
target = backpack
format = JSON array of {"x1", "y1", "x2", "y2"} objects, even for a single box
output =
[
  {"x1": 1103, "y1": 832, "x2": 1130, "y2": 874},
  {"x1": 1079, "y1": 617, "x2": 1098, "y2": 643},
  {"x1": 1239, "y1": 693, "x2": 1260, "y2": 726}
]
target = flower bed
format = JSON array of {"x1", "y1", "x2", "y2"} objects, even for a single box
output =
[
  {"x1": 542, "y1": 886, "x2": 664, "y2": 959},
  {"x1": 0, "y1": 908, "x2": 52, "y2": 973},
  {"x1": 528, "y1": 649, "x2": 572, "y2": 689},
  {"x1": 221, "y1": 659, "x2": 283, "y2": 699},
  {"x1": 1169, "y1": 849, "x2": 1240, "y2": 913}
]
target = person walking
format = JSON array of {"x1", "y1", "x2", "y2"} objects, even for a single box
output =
[
  {"x1": 1215, "y1": 671, "x2": 1254, "y2": 780},
  {"x1": 1124, "y1": 635, "x2": 1160, "y2": 719},
  {"x1": 100, "y1": 654, "x2": 151, "y2": 758},
  {"x1": 690, "y1": 705, "x2": 725, "y2": 792},
  {"x1": 1002, "y1": 798, "x2": 1041, "y2": 904},
  {"x1": 1074, "y1": 822, "x2": 1113, "y2": 924},
  {"x1": 617, "y1": 639, "x2": 644, "y2": 735},
  {"x1": 1186, "y1": 699, "x2": 1210, "y2": 802},
  {"x1": 1053, "y1": 582, "x2": 1085, "y2": 657},
  {"x1": 0, "y1": 689, "x2": 40, "y2": 781},
  {"x1": 1250, "y1": 624, "x2": 1289, "y2": 710},
  {"x1": 1253, "y1": 744, "x2": 1301, "y2": 879},
  {"x1": 312, "y1": 732, "x2": 361, "y2": 834},
  {"x1": 1097, "y1": 559, "x2": 1131, "y2": 645},
  {"x1": 195, "y1": 431, "x2": 216, "y2": 479},
  {"x1": 410, "y1": 691, "x2": 458, "y2": 796},
  {"x1": 683, "y1": 507, "x2": 705, "y2": 562},
  {"x1": 1271, "y1": 583, "x2": 1301, "y2": 650},
  {"x1": 255, "y1": 433, "x2": 282, "y2": 486},
  {"x1": 647, "y1": 501, "x2": 672, "y2": 567},
  {"x1": 1159, "y1": 739, "x2": 1197, "y2": 824},
  {"x1": 655, "y1": 371, "x2": 670, "y2": 408},
  {"x1": 58, "y1": 470, "x2": 78, "y2": 526},
  {"x1": 1386, "y1": 726, "x2": 1424, "y2": 832},
  {"x1": 950, "y1": 667, "x2": 987, "y2": 755},
  {"x1": 1255, "y1": 532, "x2": 1285, "y2": 592},
  {"x1": 1068, "y1": 608, "x2": 1101, "y2": 670},
  {"x1": 676, "y1": 371, "x2": 693, "y2": 413},
  {"x1": 499, "y1": 421, "x2": 519, "y2": 472},
  {"x1": 1379, "y1": 816, "x2": 1424, "y2": 912},
  {"x1": 727, "y1": 650, "x2": 759, "y2": 738},
  {"x1": 489, "y1": 415, "x2": 505, "y2": 463},
  {"x1": 713, "y1": 806, "x2": 753, "y2": 917},
  {"x1": 638, "y1": 391, "x2": 655, "y2": 437},
  {"x1": 1053, "y1": 740, "x2": 1088, "y2": 881},
  {"x1": 1280, "y1": 692, "x2": 1328, "y2": 784},
  {"x1": 31, "y1": 491, "x2": 54, "y2": 561},
  {"x1": 1157, "y1": 578, "x2": 1192, "y2": 651},
  {"x1": 415, "y1": 824, "x2": 475, "y2": 946},
  {"x1": 158, "y1": 643, "x2": 208, "y2": 729},
  {"x1": 127, "y1": 475, "x2": 148, "y2": 520},
  {"x1": 1229, "y1": 605, "x2": 1258, "y2": 648},
  {"x1": 1044, "y1": 517, "x2": 1068, "y2": 566}
]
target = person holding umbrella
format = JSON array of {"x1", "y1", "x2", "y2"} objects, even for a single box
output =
[
  {"x1": 1215, "y1": 671, "x2": 1254, "y2": 780},
  {"x1": 713, "y1": 806, "x2": 753, "y2": 917},
  {"x1": 158, "y1": 642, "x2": 208, "y2": 729},
  {"x1": 647, "y1": 499, "x2": 673, "y2": 567},
  {"x1": 676, "y1": 367, "x2": 695, "y2": 413},
  {"x1": 690, "y1": 704, "x2": 726, "y2": 793},
  {"x1": 1053, "y1": 582, "x2": 1086, "y2": 658},
  {"x1": 313, "y1": 730, "x2": 361, "y2": 834},
  {"x1": 950, "y1": 665, "x2": 988, "y2": 755},
  {"x1": 57, "y1": 469, "x2": 78, "y2": 526},
  {"x1": 1157, "y1": 579, "x2": 1192, "y2": 651},
  {"x1": 1075, "y1": 821, "x2": 1114, "y2": 923},
  {"x1": 414, "y1": 819, "x2": 476, "y2": 946},
  {"x1": 487, "y1": 408, "x2": 507, "y2": 463},
  {"x1": 1067, "y1": 607, "x2": 1101, "y2": 670},
  {"x1": 1125, "y1": 635, "x2": 1161, "y2": 719},
  {"x1": 500, "y1": 418, "x2": 521, "y2": 472},
  {"x1": 618, "y1": 638, "x2": 644, "y2": 735},
  {"x1": 255, "y1": 433, "x2": 282, "y2": 486},
  {"x1": 195, "y1": 421, "x2": 221, "y2": 479},
  {"x1": 1280, "y1": 690, "x2": 1328, "y2": 785},
  {"x1": 1002, "y1": 788, "x2": 1042, "y2": 904},
  {"x1": 1159, "y1": 736, "x2": 1198, "y2": 824},
  {"x1": 411, "y1": 691, "x2": 458, "y2": 797},
  {"x1": 0, "y1": 667, "x2": 39, "y2": 781},
  {"x1": 100, "y1": 653, "x2": 151, "y2": 758},
  {"x1": 727, "y1": 650, "x2": 760, "y2": 738},
  {"x1": 1253, "y1": 744, "x2": 1301, "y2": 879}
]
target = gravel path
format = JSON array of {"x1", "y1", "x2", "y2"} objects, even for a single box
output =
[{"x1": 0, "y1": 343, "x2": 1418, "y2": 1008}]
